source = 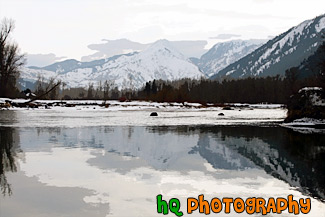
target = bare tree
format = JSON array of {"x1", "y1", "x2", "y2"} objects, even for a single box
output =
[{"x1": 0, "y1": 18, "x2": 25, "y2": 97}]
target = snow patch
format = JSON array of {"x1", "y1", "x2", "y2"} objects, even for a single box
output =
[
  {"x1": 298, "y1": 87, "x2": 323, "y2": 92},
  {"x1": 315, "y1": 17, "x2": 325, "y2": 32}
]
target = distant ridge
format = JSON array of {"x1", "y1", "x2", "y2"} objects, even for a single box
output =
[
  {"x1": 212, "y1": 14, "x2": 325, "y2": 79},
  {"x1": 193, "y1": 39, "x2": 265, "y2": 77}
]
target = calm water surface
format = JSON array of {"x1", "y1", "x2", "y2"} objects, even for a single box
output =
[{"x1": 0, "y1": 109, "x2": 324, "y2": 217}]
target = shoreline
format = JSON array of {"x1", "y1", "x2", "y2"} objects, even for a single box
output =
[
  {"x1": 2, "y1": 99, "x2": 324, "y2": 133},
  {"x1": 0, "y1": 98, "x2": 285, "y2": 110}
]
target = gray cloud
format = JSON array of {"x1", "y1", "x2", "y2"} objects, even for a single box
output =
[
  {"x1": 81, "y1": 39, "x2": 149, "y2": 62},
  {"x1": 210, "y1": 34, "x2": 241, "y2": 40},
  {"x1": 81, "y1": 39, "x2": 208, "y2": 62},
  {"x1": 26, "y1": 53, "x2": 66, "y2": 67}
]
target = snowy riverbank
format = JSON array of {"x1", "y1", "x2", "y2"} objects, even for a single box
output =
[
  {"x1": 0, "y1": 100, "x2": 286, "y2": 127},
  {"x1": 281, "y1": 118, "x2": 325, "y2": 134},
  {"x1": 0, "y1": 98, "x2": 284, "y2": 110}
]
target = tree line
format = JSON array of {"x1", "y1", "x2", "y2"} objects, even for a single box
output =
[
  {"x1": 135, "y1": 72, "x2": 322, "y2": 104},
  {"x1": 25, "y1": 70, "x2": 321, "y2": 105}
]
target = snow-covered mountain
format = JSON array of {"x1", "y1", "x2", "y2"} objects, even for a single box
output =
[
  {"x1": 212, "y1": 14, "x2": 325, "y2": 79},
  {"x1": 21, "y1": 40, "x2": 205, "y2": 90},
  {"x1": 192, "y1": 40, "x2": 265, "y2": 77}
]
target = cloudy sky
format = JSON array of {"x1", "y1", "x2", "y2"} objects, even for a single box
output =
[{"x1": 1, "y1": 0, "x2": 324, "y2": 66}]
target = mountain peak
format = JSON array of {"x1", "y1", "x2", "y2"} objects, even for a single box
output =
[
  {"x1": 142, "y1": 39, "x2": 185, "y2": 60},
  {"x1": 152, "y1": 39, "x2": 171, "y2": 46},
  {"x1": 147, "y1": 39, "x2": 177, "y2": 52}
]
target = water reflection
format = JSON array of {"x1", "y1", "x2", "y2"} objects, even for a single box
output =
[
  {"x1": 194, "y1": 126, "x2": 325, "y2": 201},
  {"x1": 0, "y1": 124, "x2": 324, "y2": 215},
  {"x1": 0, "y1": 127, "x2": 21, "y2": 196},
  {"x1": 145, "y1": 126, "x2": 325, "y2": 201}
]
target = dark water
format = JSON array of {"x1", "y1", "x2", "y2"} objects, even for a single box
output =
[{"x1": 1, "y1": 124, "x2": 325, "y2": 216}]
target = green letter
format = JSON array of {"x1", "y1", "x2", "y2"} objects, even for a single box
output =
[
  {"x1": 157, "y1": 194, "x2": 168, "y2": 214},
  {"x1": 169, "y1": 198, "x2": 183, "y2": 216}
]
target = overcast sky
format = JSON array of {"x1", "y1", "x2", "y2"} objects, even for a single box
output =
[{"x1": 1, "y1": 0, "x2": 325, "y2": 65}]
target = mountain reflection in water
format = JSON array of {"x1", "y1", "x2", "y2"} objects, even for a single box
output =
[
  {"x1": 146, "y1": 126, "x2": 325, "y2": 201},
  {"x1": 1, "y1": 125, "x2": 324, "y2": 202},
  {"x1": 0, "y1": 124, "x2": 324, "y2": 217}
]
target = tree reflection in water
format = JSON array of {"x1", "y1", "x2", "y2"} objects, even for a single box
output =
[{"x1": 0, "y1": 127, "x2": 19, "y2": 196}]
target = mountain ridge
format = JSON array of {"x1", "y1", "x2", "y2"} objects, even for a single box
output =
[
  {"x1": 21, "y1": 40, "x2": 204, "y2": 89},
  {"x1": 192, "y1": 39, "x2": 265, "y2": 77},
  {"x1": 211, "y1": 14, "x2": 325, "y2": 79}
]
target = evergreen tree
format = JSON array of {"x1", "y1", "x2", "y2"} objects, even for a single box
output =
[
  {"x1": 285, "y1": 67, "x2": 299, "y2": 96},
  {"x1": 151, "y1": 80, "x2": 157, "y2": 94},
  {"x1": 318, "y1": 40, "x2": 325, "y2": 90}
]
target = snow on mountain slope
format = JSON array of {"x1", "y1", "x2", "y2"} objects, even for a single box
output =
[
  {"x1": 212, "y1": 14, "x2": 325, "y2": 79},
  {"x1": 195, "y1": 40, "x2": 265, "y2": 77},
  {"x1": 22, "y1": 68, "x2": 58, "y2": 83},
  {"x1": 21, "y1": 40, "x2": 204, "y2": 89}
]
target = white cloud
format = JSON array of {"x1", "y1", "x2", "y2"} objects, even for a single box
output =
[
  {"x1": 1, "y1": 0, "x2": 325, "y2": 60},
  {"x1": 210, "y1": 34, "x2": 242, "y2": 40}
]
